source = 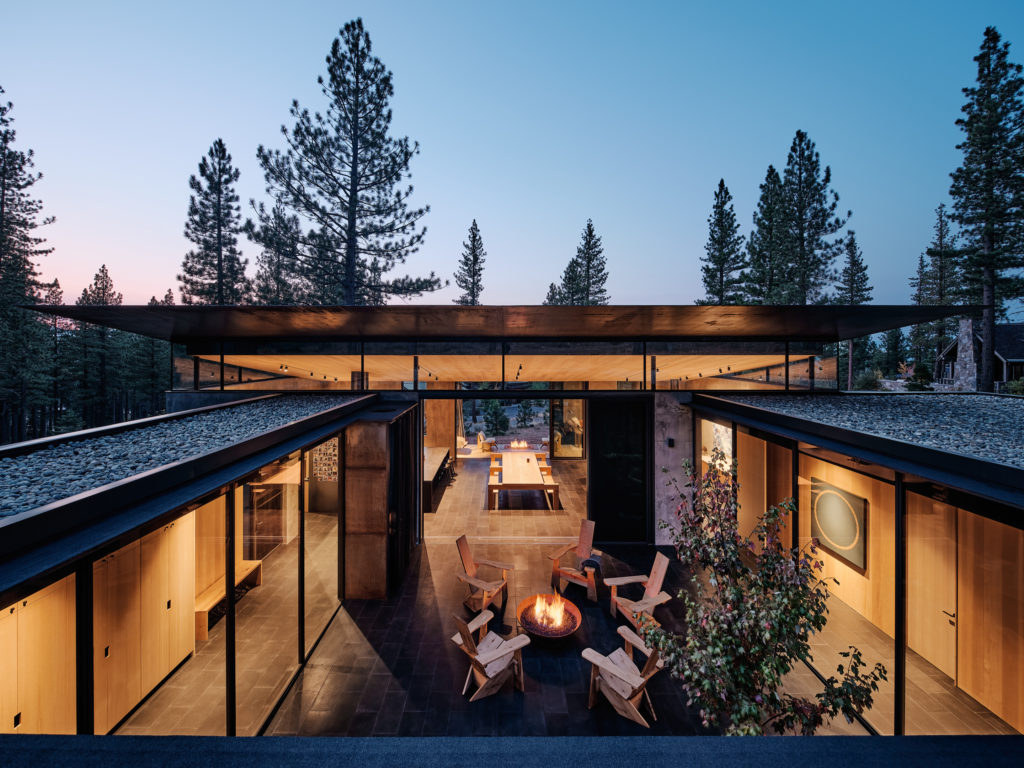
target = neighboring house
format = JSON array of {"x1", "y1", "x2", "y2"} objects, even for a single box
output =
[{"x1": 936, "y1": 319, "x2": 1024, "y2": 391}]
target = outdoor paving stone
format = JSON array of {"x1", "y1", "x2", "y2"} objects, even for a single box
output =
[{"x1": 269, "y1": 538, "x2": 701, "y2": 737}]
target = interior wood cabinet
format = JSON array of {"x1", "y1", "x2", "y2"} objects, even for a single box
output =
[
  {"x1": 0, "y1": 603, "x2": 16, "y2": 733},
  {"x1": 95, "y1": 512, "x2": 197, "y2": 734},
  {"x1": 0, "y1": 574, "x2": 76, "y2": 735},
  {"x1": 141, "y1": 512, "x2": 195, "y2": 693},
  {"x1": 93, "y1": 539, "x2": 142, "y2": 734}
]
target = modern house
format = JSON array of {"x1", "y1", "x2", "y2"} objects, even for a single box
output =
[{"x1": 0, "y1": 304, "x2": 1020, "y2": 739}]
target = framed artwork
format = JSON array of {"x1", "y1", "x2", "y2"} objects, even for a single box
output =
[{"x1": 810, "y1": 477, "x2": 867, "y2": 573}]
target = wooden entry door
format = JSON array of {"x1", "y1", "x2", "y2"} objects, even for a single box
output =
[{"x1": 907, "y1": 495, "x2": 957, "y2": 679}]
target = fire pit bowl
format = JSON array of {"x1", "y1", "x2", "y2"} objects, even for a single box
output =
[{"x1": 517, "y1": 593, "x2": 581, "y2": 641}]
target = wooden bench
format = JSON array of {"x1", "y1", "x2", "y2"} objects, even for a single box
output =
[
  {"x1": 543, "y1": 475, "x2": 559, "y2": 510},
  {"x1": 194, "y1": 559, "x2": 263, "y2": 641}
]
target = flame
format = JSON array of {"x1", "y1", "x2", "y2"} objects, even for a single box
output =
[
  {"x1": 532, "y1": 593, "x2": 567, "y2": 628},
  {"x1": 510, "y1": 440, "x2": 528, "y2": 449}
]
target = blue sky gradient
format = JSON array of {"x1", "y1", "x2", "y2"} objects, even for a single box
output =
[{"x1": 3, "y1": 0, "x2": 1023, "y2": 305}]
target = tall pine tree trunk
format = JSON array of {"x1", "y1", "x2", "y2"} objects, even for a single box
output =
[{"x1": 981, "y1": 261, "x2": 995, "y2": 392}]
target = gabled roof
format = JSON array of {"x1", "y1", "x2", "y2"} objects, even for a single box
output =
[
  {"x1": 995, "y1": 323, "x2": 1024, "y2": 361},
  {"x1": 938, "y1": 322, "x2": 1024, "y2": 362}
]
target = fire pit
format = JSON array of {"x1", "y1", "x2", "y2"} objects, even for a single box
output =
[{"x1": 517, "y1": 593, "x2": 581, "y2": 640}]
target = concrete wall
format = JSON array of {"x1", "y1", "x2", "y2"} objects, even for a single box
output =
[{"x1": 652, "y1": 393, "x2": 693, "y2": 545}]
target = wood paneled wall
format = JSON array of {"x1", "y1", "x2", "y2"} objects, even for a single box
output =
[
  {"x1": 736, "y1": 431, "x2": 765, "y2": 541},
  {"x1": 423, "y1": 396, "x2": 456, "y2": 457},
  {"x1": 766, "y1": 442, "x2": 793, "y2": 548},
  {"x1": 345, "y1": 421, "x2": 389, "y2": 599},
  {"x1": 195, "y1": 495, "x2": 230, "y2": 597},
  {"x1": 799, "y1": 455, "x2": 895, "y2": 637},
  {"x1": 736, "y1": 433, "x2": 793, "y2": 549},
  {"x1": 0, "y1": 574, "x2": 76, "y2": 734},
  {"x1": 958, "y1": 510, "x2": 1024, "y2": 734},
  {"x1": 907, "y1": 494, "x2": 956, "y2": 678}
]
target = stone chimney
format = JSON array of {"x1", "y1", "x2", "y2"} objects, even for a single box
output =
[{"x1": 954, "y1": 317, "x2": 978, "y2": 391}]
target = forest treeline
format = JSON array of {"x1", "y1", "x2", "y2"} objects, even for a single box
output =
[
  {"x1": 2, "y1": 23, "x2": 1022, "y2": 444},
  {"x1": 696, "y1": 27, "x2": 1024, "y2": 390}
]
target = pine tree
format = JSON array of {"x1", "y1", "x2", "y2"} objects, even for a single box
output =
[
  {"x1": 908, "y1": 254, "x2": 933, "y2": 374},
  {"x1": 924, "y1": 204, "x2": 960, "y2": 378},
  {"x1": 252, "y1": 18, "x2": 441, "y2": 305},
  {"x1": 836, "y1": 230, "x2": 872, "y2": 304},
  {"x1": 543, "y1": 282, "x2": 562, "y2": 305},
  {"x1": 744, "y1": 166, "x2": 790, "y2": 304},
  {"x1": 546, "y1": 251, "x2": 583, "y2": 305},
  {"x1": 0, "y1": 85, "x2": 55, "y2": 443},
  {"x1": 949, "y1": 27, "x2": 1024, "y2": 392},
  {"x1": 573, "y1": 219, "x2": 609, "y2": 305},
  {"x1": 453, "y1": 219, "x2": 486, "y2": 305},
  {"x1": 75, "y1": 265, "x2": 123, "y2": 427},
  {"x1": 544, "y1": 220, "x2": 609, "y2": 305},
  {"x1": 179, "y1": 139, "x2": 249, "y2": 305},
  {"x1": 835, "y1": 231, "x2": 873, "y2": 386},
  {"x1": 698, "y1": 180, "x2": 746, "y2": 304},
  {"x1": 781, "y1": 130, "x2": 850, "y2": 304},
  {"x1": 249, "y1": 204, "x2": 304, "y2": 305}
]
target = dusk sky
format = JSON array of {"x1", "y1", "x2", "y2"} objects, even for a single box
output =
[{"x1": 4, "y1": 0, "x2": 1024, "y2": 306}]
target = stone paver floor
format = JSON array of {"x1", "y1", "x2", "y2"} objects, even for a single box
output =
[{"x1": 267, "y1": 539, "x2": 700, "y2": 737}]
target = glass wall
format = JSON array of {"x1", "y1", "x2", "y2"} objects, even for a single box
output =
[
  {"x1": 506, "y1": 341, "x2": 643, "y2": 390},
  {"x1": 734, "y1": 429, "x2": 793, "y2": 548},
  {"x1": 304, "y1": 436, "x2": 341, "y2": 655},
  {"x1": 235, "y1": 452, "x2": 301, "y2": 736},
  {"x1": 699, "y1": 416, "x2": 733, "y2": 474},
  {"x1": 115, "y1": 494, "x2": 226, "y2": 735},
  {"x1": 551, "y1": 398, "x2": 585, "y2": 458},
  {"x1": 797, "y1": 453, "x2": 895, "y2": 733}
]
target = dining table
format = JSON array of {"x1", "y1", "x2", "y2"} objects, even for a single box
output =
[{"x1": 488, "y1": 452, "x2": 558, "y2": 510}]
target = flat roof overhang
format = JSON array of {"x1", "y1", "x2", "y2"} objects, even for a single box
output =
[
  {"x1": 29, "y1": 304, "x2": 970, "y2": 344},
  {"x1": 693, "y1": 394, "x2": 1024, "y2": 516}
]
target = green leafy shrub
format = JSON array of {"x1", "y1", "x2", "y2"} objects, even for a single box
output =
[
  {"x1": 1005, "y1": 378, "x2": 1024, "y2": 395},
  {"x1": 852, "y1": 369, "x2": 882, "y2": 390},
  {"x1": 643, "y1": 448, "x2": 887, "y2": 735}
]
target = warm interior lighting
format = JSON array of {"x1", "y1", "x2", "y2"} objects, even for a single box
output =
[{"x1": 531, "y1": 593, "x2": 567, "y2": 629}]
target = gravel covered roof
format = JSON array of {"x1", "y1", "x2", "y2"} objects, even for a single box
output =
[
  {"x1": 721, "y1": 394, "x2": 1024, "y2": 469},
  {"x1": 0, "y1": 395, "x2": 357, "y2": 518}
]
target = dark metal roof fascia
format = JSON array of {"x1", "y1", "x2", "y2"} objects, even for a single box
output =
[
  {"x1": 26, "y1": 304, "x2": 974, "y2": 345},
  {"x1": 0, "y1": 399, "x2": 393, "y2": 606},
  {"x1": 0, "y1": 395, "x2": 376, "y2": 562},
  {"x1": 692, "y1": 394, "x2": 1024, "y2": 513}
]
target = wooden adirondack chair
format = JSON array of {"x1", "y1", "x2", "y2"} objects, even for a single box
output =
[
  {"x1": 582, "y1": 625, "x2": 663, "y2": 727},
  {"x1": 604, "y1": 551, "x2": 671, "y2": 629},
  {"x1": 548, "y1": 519, "x2": 601, "y2": 601},
  {"x1": 451, "y1": 610, "x2": 530, "y2": 701},
  {"x1": 456, "y1": 535, "x2": 511, "y2": 612}
]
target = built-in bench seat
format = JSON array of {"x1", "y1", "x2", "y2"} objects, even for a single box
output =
[{"x1": 194, "y1": 559, "x2": 263, "y2": 641}]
